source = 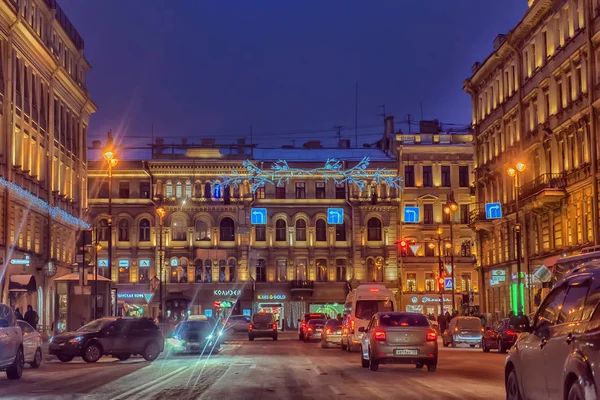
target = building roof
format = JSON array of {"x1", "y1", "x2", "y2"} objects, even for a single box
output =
[{"x1": 253, "y1": 148, "x2": 394, "y2": 162}]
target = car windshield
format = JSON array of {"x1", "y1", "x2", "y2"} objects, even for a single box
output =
[
  {"x1": 77, "y1": 319, "x2": 111, "y2": 333},
  {"x1": 355, "y1": 300, "x2": 394, "y2": 320},
  {"x1": 307, "y1": 319, "x2": 325, "y2": 326},
  {"x1": 380, "y1": 313, "x2": 429, "y2": 327},
  {"x1": 253, "y1": 314, "x2": 273, "y2": 323},
  {"x1": 457, "y1": 318, "x2": 482, "y2": 330},
  {"x1": 178, "y1": 321, "x2": 211, "y2": 332}
]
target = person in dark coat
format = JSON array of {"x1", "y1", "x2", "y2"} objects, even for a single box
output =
[
  {"x1": 24, "y1": 305, "x2": 39, "y2": 330},
  {"x1": 14, "y1": 308, "x2": 23, "y2": 320},
  {"x1": 437, "y1": 313, "x2": 447, "y2": 334}
]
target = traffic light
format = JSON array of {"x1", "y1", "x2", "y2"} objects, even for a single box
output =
[
  {"x1": 399, "y1": 240, "x2": 408, "y2": 257},
  {"x1": 438, "y1": 277, "x2": 445, "y2": 291}
]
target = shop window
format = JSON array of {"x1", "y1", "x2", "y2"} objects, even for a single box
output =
[
  {"x1": 97, "y1": 219, "x2": 108, "y2": 241},
  {"x1": 335, "y1": 222, "x2": 346, "y2": 241},
  {"x1": 425, "y1": 273, "x2": 435, "y2": 292},
  {"x1": 367, "y1": 218, "x2": 382, "y2": 241},
  {"x1": 219, "y1": 260, "x2": 227, "y2": 282},
  {"x1": 139, "y1": 263, "x2": 149, "y2": 283},
  {"x1": 316, "y1": 219, "x2": 327, "y2": 242},
  {"x1": 118, "y1": 260, "x2": 130, "y2": 284},
  {"x1": 138, "y1": 219, "x2": 150, "y2": 242},
  {"x1": 406, "y1": 273, "x2": 417, "y2": 292},
  {"x1": 295, "y1": 219, "x2": 307, "y2": 241},
  {"x1": 255, "y1": 259, "x2": 267, "y2": 282},
  {"x1": 316, "y1": 259, "x2": 328, "y2": 282},
  {"x1": 275, "y1": 220, "x2": 287, "y2": 242},
  {"x1": 195, "y1": 259, "x2": 203, "y2": 282},
  {"x1": 118, "y1": 220, "x2": 129, "y2": 241},
  {"x1": 296, "y1": 259, "x2": 308, "y2": 281},
  {"x1": 315, "y1": 182, "x2": 326, "y2": 199},
  {"x1": 171, "y1": 217, "x2": 187, "y2": 241},
  {"x1": 204, "y1": 260, "x2": 212, "y2": 283},
  {"x1": 336, "y1": 259, "x2": 347, "y2": 281},
  {"x1": 276, "y1": 259, "x2": 287, "y2": 282},
  {"x1": 195, "y1": 220, "x2": 211, "y2": 241},
  {"x1": 367, "y1": 258, "x2": 383, "y2": 282},
  {"x1": 335, "y1": 183, "x2": 345, "y2": 199},
  {"x1": 255, "y1": 225, "x2": 266, "y2": 242},
  {"x1": 228, "y1": 259, "x2": 236, "y2": 282},
  {"x1": 219, "y1": 217, "x2": 235, "y2": 241}
]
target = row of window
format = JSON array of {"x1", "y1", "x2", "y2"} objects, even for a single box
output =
[
  {"x1": 414, "y1": 203, "x2": 471, "y2": 225},
  {"x1": 405, "y1": 273, "x2": 472, "y2": 293},
  {"x1": 404, "y1": 165, "x2": 470, "y2": 188}
]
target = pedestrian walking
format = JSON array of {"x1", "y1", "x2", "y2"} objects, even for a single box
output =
[
  {"x1": 24, "y1": 305, "x2": 39, "y2": 330},
  {"x1": 14, "y1": 307, "x2": 23, "y2": 320}
]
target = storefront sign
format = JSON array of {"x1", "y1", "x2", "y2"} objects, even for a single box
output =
[
  {"x1": 243, "y1": 309, "x2": 251, "y2": 316},
  {"x1": 490, "y1": 278, "x2": 501, "y2": 286},
  {"x1": 214, "y1": 289, "x2": 242, "y2": 297},
  {"x1": 118, "y1": 260, "x2": 130, "y2": 268},
  {"x1": 204, "y1": 309, "x2": 213, "y2": 318},
  {"x1": 10, "y1": 254, "x2": 30, "y2": 265},
  {"x1": 214, "y1": 301, "x2": 233, "y2": 308},
  {"x1": 492, "y1": 269, "x2": 506, "y2": 276},
  {"x1": 117, "y1": 293, "x2": 154, "y2": 302},
  {"x1": 412, "y1": 296, "x2": 451, "y2": 304},
  {"x1": 257, "y1": 294, "x2": 286, "y2": 300},
  {"x1": 139, "y1": 259, "x2": 151, "y2": 267}
]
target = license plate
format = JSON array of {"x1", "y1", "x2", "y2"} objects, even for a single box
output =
[{"x1": 394, "y1": 349, "x2": 418, "y2": 356}]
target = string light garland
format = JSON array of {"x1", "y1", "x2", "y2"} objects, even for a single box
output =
[
  {"x1": 215, "y1": 157, "x2": 403, "y2": 193},
  {"x1": 0, "y1": 177, "x2": 90, "y2": 229}
]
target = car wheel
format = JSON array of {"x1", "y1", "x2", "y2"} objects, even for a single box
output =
[
  {"x1": 360, "y1": 347, "x2": 369, "y2": 368},
  {"x1": 506, "y1": 369, "x2": 522, "y2": 400},
  {"x1": 249, "y1": 336, "x2": 254, "y2": 341},
  {"x1": 83, "y1": 343, "x2": 102, "y2": 363},
  {"x1": 482, "y1": 340, "x2": 490, "y2": 353},
  {"x1": 143, "y1": 342, "x2": 160, "y2": 362},
  {"x1": 57, "y1": 354, "x2": 74, "y2": 363},
  {"x1": 6, "y1": 347, "x2": 24, "y2": 380},
  {"x1": 273, "y1": 335, "x2": 278, "y2": 341},
  {"x1": 115, "y1": 353, "x2": 131, "y2": 361},
  {"x1": 368, "y1": 349, "x2": 379, "y2": 371},
  {"x1": 427, "y1": 363, "x2": 437, "y2": 373},
  {"x1": 567, "y1": 381, "x2": 587, "y2": 400},
  {"x1": 30, "y1": 347, "x2": 42, "y2": 368},
  {"x1": 415, "y1": 363, "x2": 424, "y2": 369}
]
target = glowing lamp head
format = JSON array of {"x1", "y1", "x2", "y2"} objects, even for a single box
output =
[
  {"x1": 156, "y1": 207, "x2": 167, "y2": 219},
  {"x1": 428, "y1": 243, "x2": 435, "y2": 249},
  {"x1": 109, "y1": 158, "x2": 119, "y2": 168},
  {"x1": 95, "y1": 243, "x2": 103, "y2": 251},
  {"x1": 516, "y1": 162, "x2": 526, "y2": 172},
  {"x1": 445, "y1": 242, "x2": 452, "y2": 249},
  {"x1": 507, "y1": 167, "x2": 516, "y2": 177},
  {"x1": 449, "y1": 202, "x2": 458, "y2": 212},
  {"x1": 444, "y1": 206, "x2": 451, "y2": 214},
  {"x1": 436, "y1": 227, "x2": 443, "y2": 235},
  {"x1": 103, "y1": 150, "x2": 115, "y2": 161}
]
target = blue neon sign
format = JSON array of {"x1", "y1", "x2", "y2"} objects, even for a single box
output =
[
  {"x1": 485, "y1": 202, "x2": 502, "y2": 219},
  {"x1": 251, "y1": 208, "x2": 267, "y2": 225},
  {"x1": 327, "y1": 208, "x2": 344, "y2": 225},
  {"x1": 404, "y1": 206, "x2": 420, "y2": 223}
]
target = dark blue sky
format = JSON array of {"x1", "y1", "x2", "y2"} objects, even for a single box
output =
[{"x1": 60, "y1": 0, "x2": 527, "y2": 146}]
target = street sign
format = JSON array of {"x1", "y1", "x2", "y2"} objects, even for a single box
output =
[
  {"x1": 10, "y1": 254, "x2": 30, "y2": 265},
  {"x1": 404, "y1": 206, "x2": 420, "y2": 223},
  {"x1": 409, "y1": 245, "x2": 420, "y2": 256},
  {"x1": 98, "y1": 259, "x2": 108, "y2": 267},
  {"x1": 485, "y1": 202, "x2": 502, "y2": 219},
  {"x1": 327, "y1": 208, "x2": 344, "y2": 224},
  {"x1": 445, "y1": 265, "x2": 452, "y2": 275},
  {"x1": 75, "y1": 254, "x2": 84, "y2": 263},
  {"x1": 251, "y1": 208, "x2": 267, "y2": 225},
  {"x1": 444, "y1": 278, "x2": 453, "y2": 290},
  {"x1": 139, "y1": 259, "x2": 151, "y2": 267}
]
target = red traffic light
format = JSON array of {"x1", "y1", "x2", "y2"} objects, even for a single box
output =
[
  {"x1": 399, "y1": 240, "x2": 407, "y2": 248},
  {"x1": 438, "y1": 277, "x2": 444, "y2": 285}
]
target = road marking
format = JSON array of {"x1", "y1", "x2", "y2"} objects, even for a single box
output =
[
  {"x1": 250, "y1": 363, "x2": 257, "y2": 369},
  {"x1": 111, "y1": 366, "x2": 187, "y2": 400},
  {"x1": 329, "y1": 385, "x2": 343, "y2": 395}
]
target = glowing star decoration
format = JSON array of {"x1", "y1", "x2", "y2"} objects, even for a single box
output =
[
  {"x1": 213, "y1": 157, "x2": 403, "y2": 194},
  {"x1": 0, "y1": 177, "x2": 90, "y2": 229}
]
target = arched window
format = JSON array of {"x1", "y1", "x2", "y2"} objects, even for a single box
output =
[
  {"x1": 219, "y1": 217, "x2": 235, "y2": 241},
  {"x1": 172, "y1": 217, "x2": 187, "y2": 241},
  {"x1": 185, "y1": 181, "x2": 192, "y2": 198},
  {"x1": 335, "y1": 221, "x2": 346, "y2": 241},
  {"x1": 139, "y1": 218, "x2": 151, "y2": 242},
  {"x1": 175, "y1": 182, "x2": 183, "y2": 198},
  {"x1": 315, "y1": 219, "x2": 327, "y2": 242},
  {"x1": 195, "y1": 259, "x2": 203, "y2": 282},
  {"x1": 219, "y1": 260, "x2": 227, "y2": 282},
  {"x1": 118, "y1": 220, "x2": 129, "y2": 241},
  {"x1": 228, "y1": 259, "x2": 236, "y2": 282},
  {"x1": 204, "y1": 183, "x2": 211, "y2": 199},
  {"x1": 275, "y1": 220, "x2": 287, "y2": 242},
  {"x1": 194, "y1": 182, "x2": 202, "y2": 198},
  {"x1": 204, "y1": 260, "x2": 212, "y2": 283},
  {"x1": 316, "y1": 258, "x2": 328, "y2": 282},
  {"x1": 195, "y1": 220, "x2": 211, "y2": 241},
  {"x1": 180, "y1": 259, "x2": 189, "y2": 283},
  {"x1": 295, "y1": 219, "x2": 307, "y2": 241},
  {"x1": 367, "y1": 218, "x2": 382, "y2": 241},
  {"x1": 97, "y1": 219, "x2": 109, "y2": 241},
  {"x1": 166, "y1": 181, "x2": 173, "y2": 198},
  {"x1": 214, "y1": 185, "x2": 222, "y2": 199}
]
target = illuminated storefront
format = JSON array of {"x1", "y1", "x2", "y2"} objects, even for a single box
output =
[{"x1": 117, "y1": 293, "x2": 153, "y2": 317}]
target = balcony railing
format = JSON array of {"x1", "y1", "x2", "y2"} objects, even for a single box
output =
[
  {"x1": 290, "y1": 280, "x2": 314, "y2": 290},
  {"x1": 519, "y1": 173, "x2": 566, "y2": 199}
]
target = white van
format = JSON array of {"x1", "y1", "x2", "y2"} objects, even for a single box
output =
[{"x1": 340, "y1": 284, "x2": 396, "y2": 352}]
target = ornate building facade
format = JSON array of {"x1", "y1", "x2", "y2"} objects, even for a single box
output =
[
  {"x1": 0, "y1": 0, "x2": 96, "y2": 334},
  {"x1": 464, "y1": 0, "x2": 599, "y2": 318},
  {"x1": 88, "y1": 139, "x2": 401, "y2": 328}
]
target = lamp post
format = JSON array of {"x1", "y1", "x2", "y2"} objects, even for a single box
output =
[
  {"x1": 156, "y1": 206, "x2": 167, "y2": 319},
  {"x1": 444, "y1": 201, "x2": 458, "y2": 312},
  {"x1": 507, "y1": 162, "x2": 526, "y2": 315},
  {"x1": 94, "y1": 238, "x2": 102, "y2": 320},
  {"x1": 103, "y1": 135, "x2": 118, "y2": 315}
]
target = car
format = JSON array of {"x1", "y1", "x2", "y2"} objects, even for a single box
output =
[
  {"x1": 303, "y1": 319, "x2": 326, "y2": 342},
  {"x1": 505, "y1": 266, "x2": 600, "y2": 400},
  {"x1": 442, "y1": 316, "x2": 483, "y2": 348},
  {"x1": 167, "y1": 318, "x2": 221, "y2": 354},
  {"x1": 298, "y1": 313, "x2": 326, "y2": 341},
  {"x1": 0, "y1": 305, "x2": 24, "y2": 380},
  {"x1": 359, "y1": 312, "x2": 438, "y2": 372},
  {"x1": 248, "y1": 313, "x2": 277, "y2": 341},
  {"x1": 49, "y1": 317, "x2": 164, "y2": 363},
  {"x1": 17, "y1": 320, "x2": 42, "y2": 368},
  {"x1": 481, "y1": 318, "x2": 517, "y2": 353},
  {"x1": 224, "y1": 315, "x2": 251, "y2": 333},
  {"x1": 321, "y1": 319, "x2": 343, "y2": 348}
]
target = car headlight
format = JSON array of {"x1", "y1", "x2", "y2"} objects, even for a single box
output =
[
  {"x1": 167, "y1": 337, "x2": 184, "y2": 347},
  {"x1": 68, "y1": 336, "x2": 83, "y2": 344}
]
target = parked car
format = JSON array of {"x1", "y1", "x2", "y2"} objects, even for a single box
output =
[
  {"x1": 481, "y1": 319, "x2": 517, "y2": 353},
  {"x1": 359, "y1": 312, "x2": 438, "y2": 372},
  {"x1": 298, "y1": 313, "x2": 326, "y2": 341},
  {"x1": 505, "y1": 266, "x2": 600, "y2": 400},
  {"x1": 167, "y1": 316, "x2": 220, "y2": 354},
  {"x1": 0, "y1": 305, "x2": 24, "y2": 379},
  {"x1": 224, "y1": 315, "x2": 251, "y2": 333},
  {"x1": 17, "y1": 320, "x2": 42, "y2": 368},
  {"x1": 442, "y1": 316, "x2": 483, "y2": 348},
  {"x1": 49, "y1": 317, "x2": 164, "y2": 363},
  {"x1": 303, "y1": 319, "x2": 326, "y2": 342},
  {"x1": 249, "y1": 313, "x2": 277, "y2": 341},
  {"x1": 321, "y1": 319, "x2": 343, "y2": 348}
]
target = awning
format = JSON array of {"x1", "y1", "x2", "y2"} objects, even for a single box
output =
[{"x1": 9, "y1": 274, "x2": 36, "y2": 292}]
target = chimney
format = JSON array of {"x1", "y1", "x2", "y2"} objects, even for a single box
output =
[
  {"x1": 382, "y1": 115, "x2": 395, "y2": 151},
  {"x1": 493, "y1": 34, "x2": 506, "y2": 51},
  {"x1": 303, "y1": 141, "x2": 323, "y2": 149},
  {"x1": 339, "y1": 139, "x2": 351, "y2": 149},
  {"x1": 91, "y1": 140, "x2": 101, "y2": 149}
]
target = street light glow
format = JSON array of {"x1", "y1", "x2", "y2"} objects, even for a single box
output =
[
  {"x1": 507, "y1": 167, "x2": 516, "y2": 177},
  {"x1": 515, "y1": 162, "x2": 526, "y2": 172},
  {"x1": 156, "y1": 207, "x2": 167, "y2": 219},
  {"x1": 103, "y1": 150, "x2": 115, "y2": 161}
]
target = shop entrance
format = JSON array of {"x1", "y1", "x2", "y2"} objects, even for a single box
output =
[{"x1": 258, "y1": 302, "x2": 284, "y2": 329}]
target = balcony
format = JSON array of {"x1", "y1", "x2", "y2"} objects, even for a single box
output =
[
  {"x1": 469, "y1": 207, "x2": 494, "y2": 232},
  {"x1": 519, "y1": 173, "x2": 566, "y2": 208},
  {"x1": 290, "y1": 280, "x2": 314, "y2": 293}
]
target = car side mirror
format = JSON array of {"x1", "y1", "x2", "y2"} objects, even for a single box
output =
[{"x1": 358, "y1": 327, "x2": 365, "y2": 333}]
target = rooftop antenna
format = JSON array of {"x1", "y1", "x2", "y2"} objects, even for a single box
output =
[
  {"x1": 334, "y1": 125, "x2": 343, "y2": 142},
  {"x1": 406, "y1": 114, "x2": 414, "y2": 134}
]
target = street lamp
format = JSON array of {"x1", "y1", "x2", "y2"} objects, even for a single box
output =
[
  {"x1": 436, "y1": 226, "x2": 444, "y2": 316},
  {"x1": 93, "y1": 240, "x2": 102, "y2": 320},
  {"x1": 444, "y1": 200, "x2": 458, "y2": 312},
  {"x1": 507, "y1": 162, "x2": 527, "y2": 315},
  {"x1": 103, "y1": 135, "x2": 118, "y2": 311},
  {"x1": 156, "y1": 206, "x2": 167, "y2": 320}
]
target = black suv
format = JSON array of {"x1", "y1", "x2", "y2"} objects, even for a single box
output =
[{"x1": 49, "y1": 317, "x2": 164, "y2": 363}]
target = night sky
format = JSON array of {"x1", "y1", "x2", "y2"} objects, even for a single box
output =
[{"x1": 60, "y1": 0, "x2": 527, "y2": 147}]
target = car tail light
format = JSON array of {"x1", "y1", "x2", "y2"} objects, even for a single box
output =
[
  {"x1": 308, "y1": 327, "x2": 313, "y2": 332},
  {"x1": 272, "y1": 323, "x2": 277, "y2": 330},
  {"x1": 249, "y1": 324, "x2": 253, "y2": 331},
  {"x1": 302, "y1": 321, "x2": 306, "y2": 328},
  {"x1": 350, "y1": 319, "x2": 355, "y2": 333},
  {"x1": 374, "y1": 330, "x2": 386, "y2": 341},
  {"x1": 505, "y1": 330, "x2": 516, "y2": 336},
  {"x1": 426, "y1": 329, "x2": 437, "y2": 341},
  {"x1": 481, "y1": 327, "x2": 485, "y2": 332},
  {"x1": 326, "y1": 328, "x2": 332, "y2": 334},
  {"x1": 454, "y1": 327, "x2": 458, "y2": 332}
]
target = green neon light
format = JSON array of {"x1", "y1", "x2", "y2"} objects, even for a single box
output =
[
  {"x1": 510, "y1": 284, "x2": 517, "y2": 312},
  {"x1": 519, "y1": 284, "x2": 525, "y2": 312}
]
